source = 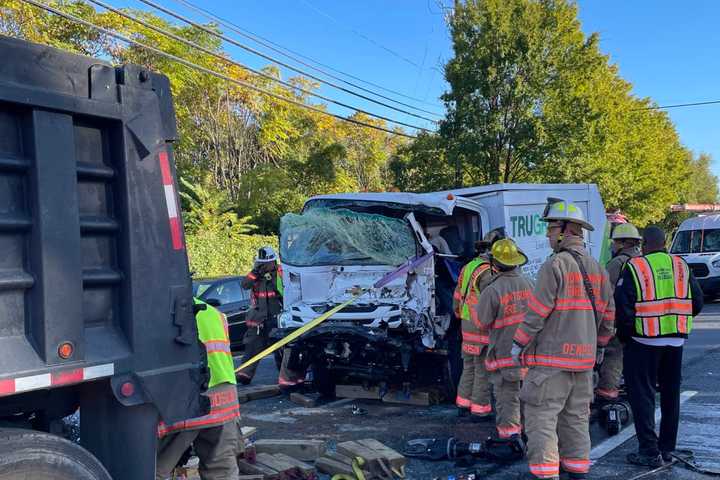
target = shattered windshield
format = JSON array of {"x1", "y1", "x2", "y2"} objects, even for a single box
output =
[{"x1": 280, "y1": 208, "x2": 417, "y2": 266}]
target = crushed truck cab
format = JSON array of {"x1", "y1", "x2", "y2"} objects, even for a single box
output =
[{"x1": 275, "y1": 184, "x2": 607, "y2": 396}]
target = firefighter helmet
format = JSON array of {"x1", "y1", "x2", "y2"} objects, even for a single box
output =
[
  {"x1": 611, "y1": 223, "x2": 642, "y2": 241},
  {"x1": 490, "y1": 238, "x2": 528, "y2": 267},
  {"x1": 541, "y1": 199, "x2": 594, "y2": 231},
  {"x1": 255, "y1": 246, "x2": 277, "y2": 263}
]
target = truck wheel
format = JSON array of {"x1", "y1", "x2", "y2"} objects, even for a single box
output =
[{"x1": 0, "y1": 429, "x2": 111, "y2": 480}]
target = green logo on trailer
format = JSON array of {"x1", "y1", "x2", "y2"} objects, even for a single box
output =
[{"x1": 510, "y1": 214, "x2": 547, "y2": 238}]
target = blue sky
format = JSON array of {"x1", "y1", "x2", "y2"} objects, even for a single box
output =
[{"x1": 119, "y1": 0, "x2": 719, "y2": 176}]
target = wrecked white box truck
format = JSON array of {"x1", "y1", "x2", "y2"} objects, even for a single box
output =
[{"x1": 274, "y1": 184, "x2": 607, "y2": 397}]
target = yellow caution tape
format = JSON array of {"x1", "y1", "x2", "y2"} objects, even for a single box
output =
[{"x1": 235, "y1": 290, "x2": 365, "y2": 373}]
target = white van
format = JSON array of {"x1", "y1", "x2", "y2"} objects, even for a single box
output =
[
  {"x1": 274, "y1": 183, "x2": 607, "y2": 395},
  {"x1": 670, "y1": 214, "x2": 720, "y2": 297}
]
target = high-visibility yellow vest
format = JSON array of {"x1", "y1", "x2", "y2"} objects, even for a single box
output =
[
  {"x1": 194, "y1": 298, "x2": 236, "y2": 388},
  {"x1": 626, "y1": 252, "x2": 693, "y2": 338},
  {"x1": 459, "y1": 258, "x2": 489, "y2": 321}
]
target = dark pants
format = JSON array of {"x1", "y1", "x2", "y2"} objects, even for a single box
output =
[
  {"x1": 237, "y1": 324, "x2": 269, "y2": 382},
  {"x1": 623, "y1": 340, "x2": 683, "y2": 456}
]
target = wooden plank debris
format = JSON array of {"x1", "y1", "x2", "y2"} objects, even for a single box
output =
[
  {"x1": 289, "y1": 392, "x2": 318, "y2": 407},
  {"x1": 273, "y1": 453, "x2": 317, "y2": 479},
  {"x1": 237, "y1": 459, "x2": 280, "y2": 480},
  {"x1": 335, "y1": 384, "x2": 381, "y2": 400},
  {"x1": 254, "y1": 439, "x2": 326, "y2": 462},
  {"x1": 337, "y1": 441, "x2": 389, "y2": 476},
  {"x1": 356, "y1": 438, "x2": 406, "y2": 471},
  {"x1": 237, "y1": 384, "x2": 281, "y2": 403},
  {"x1": 315, "y1": 456, "x2": 357, "y2": 477},
  {"x1": 382, "y1": 387, "x2": 440, "y2": 406}
]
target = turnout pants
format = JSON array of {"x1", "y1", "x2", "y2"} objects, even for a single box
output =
[
  {"x1": 278, "y1": 347, "x2": 306, "y2": 390},
  {"x1": 521, "y1": 368, "x2": 593, "y2": 479},
  {"x1": 237, "y1": 325, "x2": 270, "y2": 382},
  {"x1": 490, "y1": 370, "x2": 522, "y2": 438},
  {"x1": 456, "y1": 350, "x2": 492, "y2": 416},
  {"x1": 623, "y1": 340, "x2": 683, "y2": 457},
  {"x1": 156, "y1": 420, "x2": 240, "y2": 480},
  {"x1": 596, "y1": 336, "x2": 623, "y2": 400}
]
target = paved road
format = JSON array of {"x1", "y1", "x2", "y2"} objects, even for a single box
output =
[{"x1": 237, "y1": 302, "x2": 720, "y2": 479}]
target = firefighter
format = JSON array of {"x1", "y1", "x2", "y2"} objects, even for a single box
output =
[
  {"x1": 237, "y1": 246, "x2": 284, "y2": 385},
  {"x1": 595, "y1": 222, "x2": 642, "y2": 402},
  {"x1": 615, "y1": 226, "x2": 703, "y2": 467},
  {"x1": 453, "y1": 228, "x2": 505, "y2": 419},
  {"x1": 476, "y1": 238, "x2": 532, "y2": 443},
  {"x1": 512, "y1": 200, "x2": 615, "y2": 480},
  {"x1": 156, "y1": 299, "x2": 240, "y2": 480}
]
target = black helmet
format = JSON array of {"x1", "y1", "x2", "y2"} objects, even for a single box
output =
[{"x1": 476, "y1": 227, "x2": 506, "y2": 254}]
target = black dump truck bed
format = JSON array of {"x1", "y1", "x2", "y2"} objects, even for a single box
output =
[{"x1": 0, "y1": 35, "x2": 205, "y2": 479}]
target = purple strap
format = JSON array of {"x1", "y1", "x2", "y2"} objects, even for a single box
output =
[{"x1": 373, "y1": 252, "x2": 434, "y2": 289}]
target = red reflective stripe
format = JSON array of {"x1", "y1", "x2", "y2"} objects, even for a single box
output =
[
  {"x1": 602, "y1": 310, "x2": 615, "y2": 322},
  {"x1": 528, "y1": 295, "x2": 552, "y2": 317},
  {"x1": 555, "y1": 304, "x2": 593, "y2": 311},
  {"x1": 596, "y1": 387, "x2": 619, "y2": 399},
  {"x1": 672, "y1": 256, "x2": 689, "y2": 298},
  {"x1": 462, "y1": 331, "x2": 489, "y2": 344},
  {"x1": 158, "y1": 151, "x2": 173, "y2": 184},
  {"x1": 636, "y1": 299, "x2": 693, "y2": 316},
  {"x1": 643, "y1": 317, "x2": 660, "y2": 336},
  {"x1": 462, "y1": 343, "x2": 482, "y2": 355},
  {"x1": 493, "y1": 313, "x2": 525, "y2": 329},
  {"x1": 561, "y1": 458, "x2": 590, "y2": 473},
  {"x1": 278, "y1": 373, "x2": 304, "y2": 386},
  {"x1": 631, "y1": 257, "x2": 656, "y2": 300},
  {"x1": 497, "y1": 424, "x2": 522, "y2": 438},
  {"x1": 678, "y1": 315, "x2": 688, "y2": 333},
  {"x1": 525, "y1": 354, "x2": 595, "y2": 370},
  {"x1": 485, "y1": 357, "x2": 516, "y2": 371},
  {"x1": 169, "y1": 217, "x2": 183, "y2": 250},
  {"x1": 247, "y1": 272, "x2": 257, "y2": 281},
  {"x1": 159, "y1": 406, "x2": 240, "y2": 435},
  {"x1": 256, "y1": 291, "x2": 277, "y2": 298},
  {"x1": 513, "y1": 328, "x2": 532, "y2": 346},
  {"x1": 529, "y1": 463, "x2": 560, "y2": 477},
  {"x1": 51, "y1": 369, "x2": 83, "y2": 386},
  {"x1": 0, "y1": 379, "x2": 14, "y2": 396},
  {"x1": 471, "y1": 403, "x2": 492, "y2": 414},
  {"x1": 456, "y1": 395, "x2": 471, "y2": 408},
  {"x1": 529, "y1": 354, "x2": 595, "y2": 364}
]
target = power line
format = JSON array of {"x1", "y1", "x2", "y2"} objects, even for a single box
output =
[
  {"x1": 637, "y1": 100, "x2": 720, "y2": 111},
  {"x1": 298, "y1": 0, "x2": 421, "y2": 70},
  {"x1": 20, "y1": 0, "x2": 417, "y2": 139},
  {"x1": 136, "y1": 0, "x2": 440, "y2": 124},
  {"x1": 82, "y1": 0, "x2": 433, "y2": 132},
  {"x1": 170, "y1": 0, "x2": 444, "y2": 111}
]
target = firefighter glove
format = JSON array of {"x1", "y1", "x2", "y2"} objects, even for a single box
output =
[{"x1": 511, "y1": 343, "x2": 523, "y2": 365}]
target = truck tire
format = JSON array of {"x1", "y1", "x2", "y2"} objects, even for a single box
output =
[{"x1": 0, "y1": 429, "x2": 111, "y2": 480}]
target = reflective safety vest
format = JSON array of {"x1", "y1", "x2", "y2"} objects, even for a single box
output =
[
  {"x1": 457, "y1": 258, "x2": 490, "y2": 321},
  {"x1": 626, "y1": 252, "x2": 693, "y2": 338},
  {"x1": 196, "y1": 298, "x2": 236, "y2": 388},
  {"x1": 157, "y1": 299, "x2": 240, "y2": 437}
]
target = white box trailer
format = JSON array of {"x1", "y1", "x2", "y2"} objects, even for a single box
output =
[
  {"x1": 275, "y1": 183, "x2": 608, "y2": 396},
  {"x1": 452, "y1": 183, "x2": 609, "y2": 279}
]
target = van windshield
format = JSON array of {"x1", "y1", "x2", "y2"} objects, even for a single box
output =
[
  {"x1": 671, "y1": 229, "x2": 720, "y2": 253},
  {"x1": 280, "y1": 208, "x2": 417, "y2": 266}
]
